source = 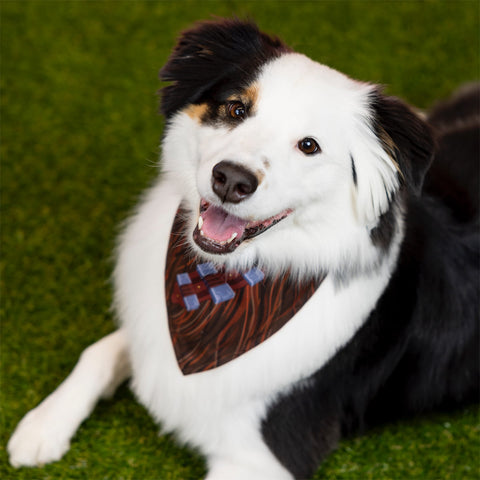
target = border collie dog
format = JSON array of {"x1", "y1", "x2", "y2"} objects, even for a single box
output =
[{"x1": 8, "y1": 19, "x2": 479, "y2": 479}]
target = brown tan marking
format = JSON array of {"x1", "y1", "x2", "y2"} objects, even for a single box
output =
[
  {"x1": 185, "y1": 103, "x2": 209, "y2": 122},
  {"x1": 227, "y1": 82, "x2": 260, "y2": 113},
  {"x1": 378, "y1": 126, "x2": 405, "y2": 181},
  {"x1": 242, "y1": 83, "x2": 259, "y2": 113}
]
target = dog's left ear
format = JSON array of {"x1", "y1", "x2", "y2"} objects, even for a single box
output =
[
  {"x1": 159, "y1": 18, "x2": 291, "y2": 119},
  {"x1": 370, "y1": 91, "x2": 435, "y2": 195}
]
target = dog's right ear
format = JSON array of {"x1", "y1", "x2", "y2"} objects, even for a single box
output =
[{"x1": 159, "y1": 18, "x2": 290, "y2": 119}]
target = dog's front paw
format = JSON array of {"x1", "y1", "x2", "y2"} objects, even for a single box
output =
[
  {"x1": 206, "y1": 458, "x2": 294, "y2": 480},
  {"x1": 8, "y1": 405, "x2": 72, "y2": 467}
]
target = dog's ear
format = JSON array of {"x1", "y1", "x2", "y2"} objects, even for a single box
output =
[
  {"x1": 352, "y1": 90, "x2": 435, "y2": 224},
  {"x1": 159, "y1": 18, "x2": 291, "y2": 118},
  {"x1": 370, "y1": 91, "x2": 435, "y2": 196}
]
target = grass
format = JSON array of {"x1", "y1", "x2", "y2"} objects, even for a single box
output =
[{"x1": 1, "y1": 1, "x2": 479, "y2": 479}]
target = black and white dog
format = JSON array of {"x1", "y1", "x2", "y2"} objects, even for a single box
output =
[{"x1": 8, "y1": 19, "x2": 479, "y2": 479}]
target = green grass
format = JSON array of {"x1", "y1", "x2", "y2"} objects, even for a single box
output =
[{"x1": 1, "y1": 1, "x2": 479, "y2": 479}]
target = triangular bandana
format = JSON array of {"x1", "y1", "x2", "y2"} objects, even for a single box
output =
[{"x1": 166, "y1": 209, "x2": 325, "y2": 375}]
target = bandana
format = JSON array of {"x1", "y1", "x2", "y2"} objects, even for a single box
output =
[{"x1": 166, "y1": 209, "x2": 325, "y2": 375}]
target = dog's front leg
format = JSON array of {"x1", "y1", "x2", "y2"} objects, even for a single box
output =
[
  {"x1": 206, "y1": 450, "x2": 294, "y2": 480},
  {"x1": 8, "y1": 329, "x2": 131, "y2": 467}
]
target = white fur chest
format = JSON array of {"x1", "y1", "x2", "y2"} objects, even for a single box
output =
[{"x1": 114, "y1": 178, "x2": 392, "y2": 452}]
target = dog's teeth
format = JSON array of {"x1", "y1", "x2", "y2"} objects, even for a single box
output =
[
  {"x1": 198, "y1": 216, "x2": 203, "y2": 229},
  {"x1": 200, "y1": 229, "x2": 205, "y2": 236},
  {"x1": 227, "y1": 232, "x2": 238, "y2": 243}
]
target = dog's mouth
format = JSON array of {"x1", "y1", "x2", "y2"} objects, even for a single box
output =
[{"x1": 192, "y1": 200, "x2": 292, "y2": 254}]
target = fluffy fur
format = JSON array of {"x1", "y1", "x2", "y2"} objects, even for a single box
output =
[{"x1": 8, "y1": 19, "x2": 479, "y2": 479}]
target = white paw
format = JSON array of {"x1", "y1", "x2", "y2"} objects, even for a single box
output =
[
  {"x1": 8, "y1": 405, "x2": 73, "y2": 467},
  {"x1": 206, "y1": 458, "x2": 293, "y2": 480}
]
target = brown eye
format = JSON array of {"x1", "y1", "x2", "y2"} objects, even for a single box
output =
[
  {"x1": 227, "y1": 101, "x2": 246, "y2": 119},
  {"x1": 298, "y1": 137, "x2": 321, "y2": 155}
]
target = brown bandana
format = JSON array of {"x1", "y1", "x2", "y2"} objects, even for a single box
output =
[{"x1": 166, "y1": 209, "x2": 325, "y2": 375}]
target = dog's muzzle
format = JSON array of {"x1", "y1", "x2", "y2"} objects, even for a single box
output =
[{"x1": 191, "y1": 161, "x2": 292, "y2": 255}]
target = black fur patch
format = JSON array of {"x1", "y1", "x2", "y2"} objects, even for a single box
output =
[
  {"x1": 424, "y1": 123, "x2": 479, "y2": 223},
  {"x1": 428, "y1": 83, "x2": 480, "y2": 129},
  {"x1": 370, "y1": 90, "x2": 435, "y2": 195},
  {"x1": 367, "y1": 92, "x2": 435, "y2": 250},
  {"x1": 424, "y1": 84, "x2": 480, "y2": 223},
  {"x1": 159, "y1": 19, "x2": 291, "y2": 119},
  {"x1": 369, "y1": 197, "x2": 398, "y2": 251},
  {"x1": 263, "y1": 196, "x2": 480, "y2": 479}
]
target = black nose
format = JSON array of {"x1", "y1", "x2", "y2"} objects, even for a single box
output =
[{"x1": 212, "y1": 161, "x2": 258, "y2": 204}]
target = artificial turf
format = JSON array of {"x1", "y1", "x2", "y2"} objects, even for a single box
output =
[{"x1": 1, "y1": 1, "x2": 479, "y2": 479}]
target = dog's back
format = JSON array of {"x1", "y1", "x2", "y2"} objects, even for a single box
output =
[{"x1": 424, "y1": 84, "x2": 480, "y2": 223}]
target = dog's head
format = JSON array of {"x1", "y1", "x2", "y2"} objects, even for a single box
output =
[{"x1": 159, "y1": 19, "x2": 434, "y2": 275}]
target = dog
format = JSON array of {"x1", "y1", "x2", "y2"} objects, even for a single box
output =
[{"x1": 8, "y1": 19, "x2": 479, "y2": 479}]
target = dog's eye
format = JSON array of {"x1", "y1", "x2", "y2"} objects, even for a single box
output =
[
  {"x1": 227, "y1": 101, "x2": 246, "y2": 120},
  {"x1": 298, "y1": 137, "x2": 321, "y2": 155}
]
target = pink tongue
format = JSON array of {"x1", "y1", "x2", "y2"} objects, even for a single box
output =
[{"x1": 201, "y1": 205, "x2": 248, "y2": 242}]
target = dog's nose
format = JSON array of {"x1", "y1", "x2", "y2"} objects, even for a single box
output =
[{"x1": 211, "y1": 161, "x2": 258, "y2": 204}]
